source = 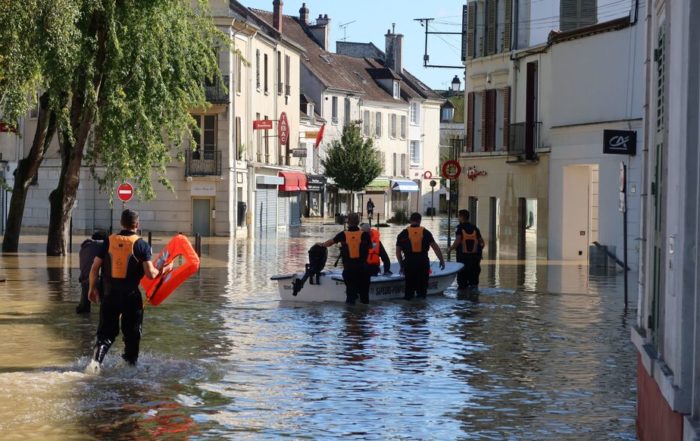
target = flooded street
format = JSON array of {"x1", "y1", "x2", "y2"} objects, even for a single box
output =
[{"x1": 0, "y1": 219, "x2": 636, "y2": 440}]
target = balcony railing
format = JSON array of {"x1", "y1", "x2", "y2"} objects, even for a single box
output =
[
  {"x1": 508, "y1": 121, "x2": 541, "y2": 161},
  {"x1": 185, "y1": 150, "x2": 222, "y2": 177},
  {"x1": 204, "y1": 76, "x2": 229, "y2": 104}
]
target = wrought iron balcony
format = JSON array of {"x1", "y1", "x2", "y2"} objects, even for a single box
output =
[
  {"x1": 185, "y1": 150, "x2": 222, "y2": 177},
  {"x1": 508, "y1": 121, "x2": 541, "y2": 161},
  {"x1": 204, "y1": 76, "x2": 229, "y2": 104}
]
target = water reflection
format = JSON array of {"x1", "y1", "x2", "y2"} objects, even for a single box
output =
[{"x1": 0, "y1": 220, "x2": 637, "y2": 439}]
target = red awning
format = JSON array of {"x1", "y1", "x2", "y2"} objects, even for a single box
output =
[{"x1": 278, "y1": 172, "x2": 308, "y2": 192}]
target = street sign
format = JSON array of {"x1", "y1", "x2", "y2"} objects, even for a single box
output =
[
  {"x1": 292, "y1": 148, "x2": 307, "y2": 158},
  {"x1": 423, "y1": 170, "x2": 433, "y2": 179},
  {"x1": 253, "y1": 119, "x2": 273, "y2": 130},
  {"x1": 278, "y1": 112, "x2": 289, "y2": 146},
  {"x1": 442, "y1": 160, "x2": 462, "y2": 180},
  {"x1": 429, "y1": 180, "x2": 437, "y2": 187},
  {"x1": 117, "y1": 182, "x2": 134, "y2": 203}
]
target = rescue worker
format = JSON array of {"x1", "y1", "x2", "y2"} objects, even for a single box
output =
[
  {"x1": 317, "y1": 212, "x2": 372, "y2": 304},
  {"x1": 76, "y1": 230, "x2": 107, "y2": 314},
  {"x1": 448, "y1": 209, "x2": 485, "y2": 289},
  {"x1": 360, "y1": 223, "x2": 392, "y2": 277},
  {"x1": 396, "y1": 212, "x2": 445, "y2": 300},
  {"x1": 85, "y1": 209, "x2": 173, "y2": 374}
]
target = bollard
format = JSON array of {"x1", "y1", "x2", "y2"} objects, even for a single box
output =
[
  {"x1": 148, "y1": 231, "x2": 152, "y2": 246},
  {"x1": 194, "y1": 233, "x2": 201, "y2": 257}
]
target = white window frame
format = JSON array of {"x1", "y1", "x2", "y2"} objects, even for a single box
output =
[
  {"x1": 410, "y1": 102, "x2": 420, "y2": 125},
  {"x1": 375, "y1": 112, "x2": 382, "y2": 137},
  {"x1": 331, "y1": 96, "x2": 338, "y2": 124},
  {"x1": 400, "y1": 115, "x2": 406, "y2": 139},
  {"x1": 363, "y1": 110, "x2": 370, "y2": 136},
  {"x1": 410, "y1": 140, "x2": 421, "y2": 167},
  {"x1": 390, "y1": 114, "x2": 397, "y2": 138},
  {"x1": 393, "y1": 81, "x2": 400, "y2": 99}
]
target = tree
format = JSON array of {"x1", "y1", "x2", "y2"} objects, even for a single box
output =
[
  {"x1": 321, "y1": 122, "x2": 382, "y2": 212},
  {"x1": 1, "y1": 1, "x2": 227, "y2": 255},
  {"x1": 1, "y1": 0, "x2": 78, "y2": 252}
]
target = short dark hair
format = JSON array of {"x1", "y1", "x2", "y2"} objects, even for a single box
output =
[
  {"x1": 121, "y1": 209, "x2": 139, "y2": 229},
  {"x1": 458, "y1": 209, "x2": 470, "y2": 221},
  {"x1": 409, "y1": 212, "x2": 422, "y2": 223},
  {"x1": 91, "y1": 230, "x2": 107, "y2": 241},
  {"x1": 347, "y1": 212, "x2": 360, "y2": 227}
]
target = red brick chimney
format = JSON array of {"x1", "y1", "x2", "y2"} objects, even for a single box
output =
[{"x1": 273, "y1": 0, "x2": 283, "y2": 33}]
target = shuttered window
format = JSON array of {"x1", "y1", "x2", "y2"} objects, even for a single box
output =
[
  {"x1": 285, "y1": 55, "x2": 291, "y2": 96},
  {"x1": 466, "y1": 2, "x2": 476, "y2": 60},
  {"x1": 486, "y1": 0, "x2": 498, "y2": 55},
  {"x1": 466, "y1": 92, "x2": 475, "y2": 152},
  {"x1": 503, "y1": 0, "x2": 513, "y2": 51},
  {"x1": 332, "y1": 96, "x2": 338, "y2": 124},
  {"x1": 255, "y1": 50, "x2": 261, "y2": 90},
  {"x1": 363, "y1": 110, "x2": 371, "y2": 136},
  {"x1": 502, "y1": 86, "x2": 511, "y2": 149},
  {"x1": 375, "y1": 112, "x2": 382, "y2": 137},
  {"x1": 400, "y1": 115, "x2": 407, "y2": 139},
  {"x1": 391, "y1": 114, "x2": 397, "y2": 138}
]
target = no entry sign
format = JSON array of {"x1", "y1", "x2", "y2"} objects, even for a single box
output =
[{"x1": 117, "y1": 182, "x2": 134, "y2": 203}]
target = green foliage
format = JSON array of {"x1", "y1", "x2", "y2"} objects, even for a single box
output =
[
  {"x1": 0, "y1": 0, "x2": 231, "y2": 201},
  {"x1": 387, "y1": 208, "x2": 409, "y2": 225},
  {"x1": 321, "y1": 122, "x2": 382, "y2": 193}
]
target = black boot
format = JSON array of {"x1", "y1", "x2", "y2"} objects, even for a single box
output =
[{"x1": 92, "y1": 340, "x2": 112, "y2": 364}]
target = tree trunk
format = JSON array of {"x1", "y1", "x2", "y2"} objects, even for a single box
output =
[
  {"x1": 1, "y1": 94, "x2": 56, "y2": 253},
  {"x1": 46, "y1": 11, "x2": 106, "y2": 256}
]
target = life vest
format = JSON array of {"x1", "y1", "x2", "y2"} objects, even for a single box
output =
[
  {"x1": 408, "y1": 226, "x2": 425, "y2": 253},
  {"x1": 108, "y1": 234, "x2": 140, "y2": 279},
  {"x1": 461, "y1": 229, "x2": 480, "y2": 254},
  {"x1": 140, "y1": 234, "x2": 200, "y2": 306},
  {"x1": 367, "y1": 228, "x2": 381, "y2": 266},
  {"x1": 344, "y1": 230, "x2": 363, "y2": 260}
]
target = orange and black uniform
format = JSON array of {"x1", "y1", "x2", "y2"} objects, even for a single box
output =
[
  {"x1": 455, "y1": 222, "x2": 484, "y2": 288},
  {"x1": 92, "y1": 231, "x2": 151, "y2": 365},
  {"x1": 366, "y1": 228, "x2": 391, "y2": 276},
  {"x1": 396, "y1": 226, "x2": 436, "y2": 299},
  {"x1": 332, "y1": 227, "x2": 371, "y2": 304}
]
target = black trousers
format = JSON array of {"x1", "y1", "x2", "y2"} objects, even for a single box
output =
[
  {"x1": 95, "y1": 289, "x2": 143, "y2": 364},
  {"x1": 404, "y1": 259, "x2": 429, "y2": 299},
  {"x1": 457, "y1": 254, "x2": 482, "y2": 288},
  {"x1": 343, "y1": 265, "x2": 370, "y2": 304}
]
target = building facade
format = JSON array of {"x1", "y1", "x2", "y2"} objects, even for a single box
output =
[{"x1": 632, "y1": 0, "x2": 700, "y2": 439}]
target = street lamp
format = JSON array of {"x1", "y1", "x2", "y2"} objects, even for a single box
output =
[{"x1": 451, "y1": 75, "x2": 461, "y2": 92}]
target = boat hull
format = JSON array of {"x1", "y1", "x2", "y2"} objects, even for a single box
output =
[{"x1": 273, "y1": 262, "x2": 463, "y2": 303}]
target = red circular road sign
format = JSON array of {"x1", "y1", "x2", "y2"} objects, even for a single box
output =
[
  {"x1": 278, "y1": 112, "x2": 289, "y2": 146},
  {"x1": 423, "y1": 170, "x2": 433, "y2": 179},
  {"x1": 117, "y1": 182, "x2": 134, "y2": 203},
  {"x1": 441, "y1": 160, "x2": 462, "y2": 180}
]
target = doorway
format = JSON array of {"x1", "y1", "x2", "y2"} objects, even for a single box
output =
[
  {"x1": 562, "y1": 165, "x2": 598, "y2": 260},
  {"x1": 193, "y1": 198, "x2": 212, "y2": 236}
]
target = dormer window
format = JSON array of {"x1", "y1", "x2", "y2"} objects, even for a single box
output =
[{"x1": 392, "y1": 80, "x2": 400, "y2": 99}]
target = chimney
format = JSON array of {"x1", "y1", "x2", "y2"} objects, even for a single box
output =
[
  {"x1": 309, "y1": 14, "x2": 331, "y2": 50},
  {"x1": 273, "y1": 0, "x2": 283, "y2": 33},
  {"x1": 299, "y1": 3, "x2": 309, "y2": 25},
  {"x1": 385, "y1": 29, "x2": 403, "y2": 73}
]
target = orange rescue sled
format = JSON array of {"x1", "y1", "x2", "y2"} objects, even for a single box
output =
[{"x1": 140, "y1": 234, "x2": 200, "y2": 306}]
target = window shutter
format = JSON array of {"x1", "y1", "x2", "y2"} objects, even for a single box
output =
[
  {"x1": 485, "y1": 90, "x2": 496, "y2": 151},
  {"x1": 461, "y1": 5, "x2": 468, "y2": 61},
  {"x1": 466, "y1": 92, "x2": 474, "y2": 152},
  {"x1": 503, "y1": 0, "x2": 513, "y2": 51},
  {"x1": 502, "y1": 86, "x2": 511, "y2": 149},
  {"x1": 480, "y1": 91, "x2": 487, "y2": 151},
  {"x1": 466, "y1": 2, "x2": 476, "y2": 60},
  {"x1": 486, "y1": 0, "x2": 497, "y2": 56}
]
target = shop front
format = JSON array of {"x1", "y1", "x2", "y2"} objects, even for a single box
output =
[
  {"x1": 278, "y1": 171, "x2": 307, "y2": 228},
  {"x1": 390, "y1": 179, "x2": 420, "y2": 216},
  {"x1": 305, "y1": 174, "x2": 326, "y2": 217}
]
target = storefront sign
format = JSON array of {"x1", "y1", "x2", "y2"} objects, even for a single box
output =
[
  {"x1": 253, "y1": 119, "x2": 273, "y2": 130},
  {"x1": 307, "y1": 175, "x2": 326, "y2": 192},
  {"x1": 466, "y1": 166, "x2": 487, "y2": 181},
  {"x1": 191, "y1": 182, "x2": 216, "y2": 196},
  {"x1": 278, "y1": 112, "x2": 289, "y2": 146},
  {"x1": 292, "y1": 148, "x2": 307, "y2": 158},
  {"x1": 604, "y1": 130, "x2": 636, "y2": 155},
  {"x1": 304, "y1": 131, "x2": 319, "y2": 139}
]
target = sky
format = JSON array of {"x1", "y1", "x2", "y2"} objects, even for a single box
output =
[{"x1": 241, "y1": 0, "x2": 633, "y2": 91}]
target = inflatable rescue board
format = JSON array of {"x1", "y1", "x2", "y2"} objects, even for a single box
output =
[{"x1": 140, "y1": 234, "x2": 200, "y2": 306}]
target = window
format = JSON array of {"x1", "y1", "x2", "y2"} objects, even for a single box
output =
[
  {"x1": 264, "y1": 54, "x2": 269, "y2": 93},
  {"x1": 473, "y1": 92, "x2": 483, "y2": 150},
  {"x1": 495, "y1": 89, "x2": 504, "y2": 150},
  {"x1": 277, "y1": 51, "x2": 282, "y2": 95},
  {"x1": 344, "y1": 97, "x2": 351, "y2": 127},
  {"x1": 442, "y1": 106, "x2": 455, "y2": 122},
  {"x1": 313, "y1": 144, "x2": 320, "y2": 172},
  {"x1": 235, "y1": 117, "x2": 242, "y2": 159},
  {"x1": 376, "y1": 151, "x2": 386, "y2": 174},
  {"x1": 236, "y1": 56, "x2": 242, "y2": 93},
  {"x1": 390, "y1": 114, "x2": 397, "y2": 138},
  {"x1": 400, "y1": 115, "x2": 406, "y2": 139},
  {"x1": 264, "y1": 114, "x2": 270, "y2": 162},
  {"x1": 331, "y1": 96, "x2": 338, "y2": 124},
  {"x1": 393, "y1": 153, "x2": 398, "y2": 176},
  {"x1": 255, "y1": 50, "x2": 261, "y2": 90},
  {"x1": 393, "y1": 81, "x2": 400, "y2": 99},
  {"x1": 400, "y1": 153, "x2": 407, "y2": 176},
  {"x1": 410, "y1": 102, "x2": 420, "y2": 125},
  {"x1": 375, "y1": 112, "x2": 382, "y2": 137},
  {"x1": 363, "y1": 110, "x2": 370, "y2": 135},
  {"x1": 285, "y1": 54, "x2": 291, "y2": 96},
  {"x1": 410, "y1": 141, "x2": 421, "y2": 166},
  {"x1": 192, "y1": 114, "x2": 217, "y2": 158}
]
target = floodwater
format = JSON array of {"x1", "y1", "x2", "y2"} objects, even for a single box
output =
[{"x1": 0, "y1": 219, "x2": 636, "y2": 440}]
